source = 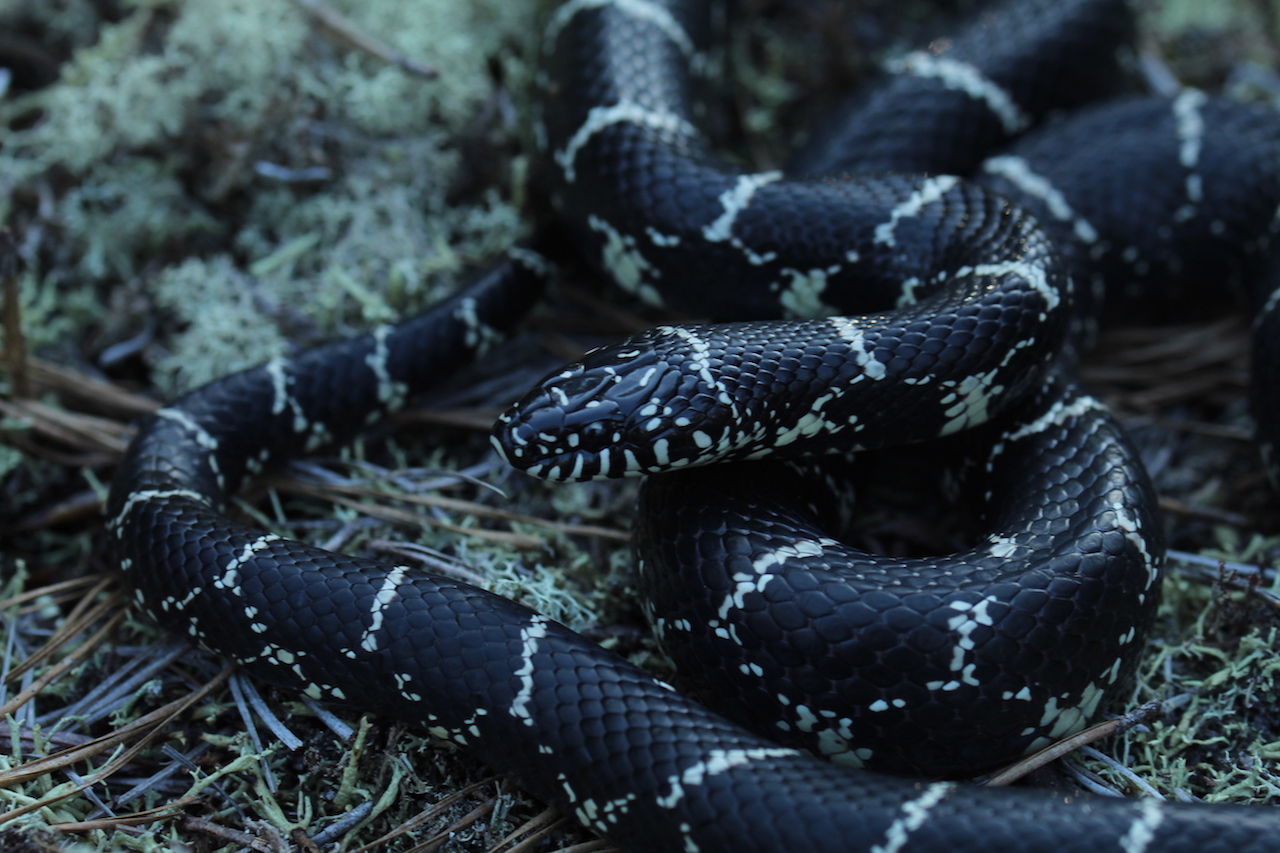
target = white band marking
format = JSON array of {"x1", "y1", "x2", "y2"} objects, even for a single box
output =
[{"x1": 889, "y1": 52, "x2": 1030, "y2": 134}]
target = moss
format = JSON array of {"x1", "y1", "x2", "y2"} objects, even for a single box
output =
[
  {"x1": 147, "y1": 255, "x2": 289, "y2": 392},
  {"x1": 0, "y1": 266, "x2": 94, "y2": 356},
  {"x1": 0, "y1": 0, "x2": 108, "y2": 61},
  {"x1": 1, "y1": 0, "x2": 536, "y2": 390},
  {"x1": 1148, "y1": 0, "x2": 1258, "y2": 34},
  {"x1": 6, "y1": 1, "x2": 310, "y2": 174},
  {"x1": 1094, "y1": 573, "x2": 1280, "y2": 803},
  {"x1": 56, "y1": 159, "x2": 222, "y2": 283}
]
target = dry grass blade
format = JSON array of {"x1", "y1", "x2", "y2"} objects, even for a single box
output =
[
  {"x1": 2, "y1": 575, "x2": 117, "y2": 684},
  {"x1": 2, "y1": 488, "x2": 103, "y2": 534},
  {"x1": 270, "y1": 474, "x2": 630, "y2": 544},
  {"x1": 0, "y1": 664, "x2": 235, "y2": 819},
  {"x1": 0, "y1": 589, "x2": 122, "y2": 701},
  {"x1": 1090, "y1": 318, "x2": 1245, "y2": 367},
  {"x1": 492, "y1": 808, "x2": 566, "y2": 853},
  {"x1": 0, "y1": 575, "x2": 104, "y2": 614},
  {"x1": 1159, "y1": 495, "x2": 1253, "y2": 528},
  {"x1": 0, "y1": 352, "x2": 155, "y2": 466},
  {"x1": 0, "y1": 611, "x2": 124, "y2": 720},
  {"x1": 350, "y1": 777, "x2": 501, "y2": 852},
  {"x1": 404, "y1": 798, "x2": 496, "y2": 853},
  {"x1": 23, "y1": 355, "x2": 160, "y2": 418},
  {"x1": 1145, "y1": 416, "x2": 1250, "y2": 441},
  {"x1": 174, "y1": 814, "x2": 275, "y2": 852},
  {"x1": 1082, "y1": 317, "x2": 1249, "y2": 411},
  {"x1": 1122, "y1": 371, "x2": 1245, "y2": 411},
  {"x1": 275, "y1": 481, "x2": 549, "y2": 550},
  {"x1": 290, "y1": 0, "x2": 438, "y2": 77},
  {"x1": 1, "y1": 227, "x2": 27, "y2": 399},
  {"x1": 496, "y1": 808, "x2": 621, "y2": 853},
  {"x1": 47, "y1": 792, "x2": 208, "y2": 832},
  {"x1": 0, "y1": 397, "x2": 134, "y2": 456}
]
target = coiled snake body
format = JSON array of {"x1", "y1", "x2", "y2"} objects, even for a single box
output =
[{"x1": 109, "y1": 0, "x2": 1280, "y2": 849}]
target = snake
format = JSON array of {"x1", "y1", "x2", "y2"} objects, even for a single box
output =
[{"x1": 106, "y1": 0, "x2": 1280, "y2": 850}]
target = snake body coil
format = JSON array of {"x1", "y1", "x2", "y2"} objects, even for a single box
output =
[{"x1": 110, "y1": 0, "x2": 1280, "y2": 850}]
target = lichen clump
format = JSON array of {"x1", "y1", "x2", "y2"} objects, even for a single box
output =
[{"x1": 1, "y1": 0, "x2": 536, "y2": 393}]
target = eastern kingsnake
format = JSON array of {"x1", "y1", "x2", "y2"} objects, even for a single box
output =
[{"x1": 107, "y1": 0, "x2": 1280, "y2": 850}]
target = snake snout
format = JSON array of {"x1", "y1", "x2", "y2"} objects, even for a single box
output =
[
  {"x1": 493, "y1": 341, "x2": 693, "y2": 480},
  {"x1": 492, "y1": 364, "x2": 634, "y2": 480}
]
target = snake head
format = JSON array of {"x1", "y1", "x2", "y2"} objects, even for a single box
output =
[{"x1": 492, "y1": 326, "x2": 740, "y2": 481}]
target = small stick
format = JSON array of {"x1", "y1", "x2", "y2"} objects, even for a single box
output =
[
  {"x1": 1, "y1": 228, "x2": 28, "y2": 399},
  {"x1": 983, "y1": 700, "x2": 1163, "y2": 787},
  {"x1": 290, "y1": 0, "x2": 438, "y2": 78}
]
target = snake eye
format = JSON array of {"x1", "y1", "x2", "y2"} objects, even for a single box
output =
[
  {"x1": 553, "y1": 370, "x2": 617, "y2": 402},
  {"x1": 563, "y1": 404, "x2": 622, "y2": 452},
  {"x1": 580, "y1": 420, "x2": 608, "y2": 440}
]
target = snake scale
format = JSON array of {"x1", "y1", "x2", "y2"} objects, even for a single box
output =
[{"x1": 107, "y1": 0, "x2": 1280, "y2": 850}]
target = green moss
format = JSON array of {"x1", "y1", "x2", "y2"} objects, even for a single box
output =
[
  {"x1": 7, "y1": 1, "x2": 310, "y2": 173},
  {"x1": 0, "y1": 0, "x2": 107, "y2": 60},
  {"x1": 148, "y1": 254, "x2": 289, "y2": 392},
  {"x1": 1, "y1": 0, "x2": 536, "y2": 390},
  {"x1": 58, "y1": 159, "x2": 222, "y2": 283},
  {"x1": 0, "y1": 267, "x2": 97, "y2": 358}
]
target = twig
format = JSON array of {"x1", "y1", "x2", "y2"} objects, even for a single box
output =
[
  {"x1": 290, "y1": 0, "x2": 438, "y2": 78},
  {"x1": 983, "y1": 700, "x2": 1163, "y2": 787},
  {"x1": 1, "y1": 228, "x2": 27, "y2": 399},
  {"x1": 1073, "y1": 745, "x2": 1168, "y2": 799},
  {"x1": 25, "y1": 355, "x2": 161, "y2": 418},
  {"x1": 174, "y1": 814, "x2": 274, "y2": 852},
  {"x1": 349, "y1": 777, "x2": 501, "y2": 853}
]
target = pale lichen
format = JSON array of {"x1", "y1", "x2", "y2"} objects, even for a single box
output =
[
  {"x1": 148, "y1": 255, "x2": 290, "y2": 391},
  {"x1": 1, "y1": 0, "x2": 537, "y2": 392}
]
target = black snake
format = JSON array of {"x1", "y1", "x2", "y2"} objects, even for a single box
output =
[{"x1": 108, "y1": 0, "x2": 1280, "y2": 849}]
